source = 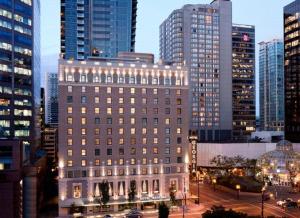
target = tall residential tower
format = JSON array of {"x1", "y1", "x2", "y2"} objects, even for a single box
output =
[
  {"x1": 259, "y1": 39, "x2": 284, "y2": 131},
  {"x1": 61, "y1": 0, "x2": 137, "y2": 60},
  {"x1": 284, "y1": 0, "x2": 300, "y2": 142},
  {"x1": 232, "y1": 24, "x2": 256, "y2": 141},
  {"x1": 160, "y1": 0, "x2": 233, "y2": 142}
]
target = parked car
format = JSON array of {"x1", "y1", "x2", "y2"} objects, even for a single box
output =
[
  {"x1": 277, "y1": 198, "x2": 293, "y2": 207},
  {"x1": 104, "y1": 215, "x2": 112, "y2": 218},
  {"x1": 125, "y1": 208, "x2": 143, "y2": 218},
  {"x1": 283, "y1": 201, "x2": 298, "y2": 209}
]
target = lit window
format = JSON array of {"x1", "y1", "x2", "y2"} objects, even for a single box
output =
[
  {"x1": 153, "y1": 147, "x2": 158, "y2": 154},
  {"x1": 95, "y1": 87, "x2": 99, "y2": 93},
  {"x1": 177, "y1": 128, "x2": 182, "y2": 134},
  {"x1": 67, "y1": 160, "x2": 73, "y2": 167},
  {"x1": 165, "y1": 118, "x2": 170, "y2": 125},
  {"x1": 119, "y1": 158, "x2": 124, "y2": 165},
  {"x1": 81, "y1": 138, "x2": 86, "y2": 146},
  {"x1": 81, "y1": 128, "x2": 86, "y2": 135},
  {"x1": 119, "y1": 98, "x2": 124, "y2": 104},
  {"x1": 107, "y1": 87, "x2": 111, "y2": 94},
  {"x1": 67, "y1": 117, "x2": 73, "y2": 124},
  {"x1": 177, "y1": 147, "x2": 182, "y2": 154},
  {"x1": 95, "y1": 138, "x2": 100, "y2": 145},
  {"x1": 81, "y1": 117, "x2": 86, "y2": 125},
  {"x1": 107, "y1": 128, "x2": 112, "y2": 135},
  {"x1": 130, "y1": 108, "x2": 135, "y2": 114},
  {"x1": 131, "y1": 128, "x2": 136, "y2": 134},
  {"x1": 95, "y1": 128, "x2": 100, "y2": 135},
  {"x1": 119, "y1": 128, "x2": 124, "y2": 135},
  {"x1": 153, "y1": 89, "x2": 158, "y2": 95},
  {"x1": 67, "y1": 139, "x2": 72, "y2": 146},
  {"x1": 142, "y1": 158, "x2": 147, "y2": 165},
  {"x1": 153, "y1": 128, "x2": 158, "y2": 134},
  {"x1": 94, "y1": 97, "x2": 99, "y2": 103},
  {"x1": 130, "y1": 158, "x2": 136, "y2": 165},
  {"x1": 130, "y1": 98, "x2": 135, "y2": 104},
  {"x1": 154, "y1": 138, "x2": 158, "y2": 144},
  {"x1": 176, "y1": 90, "x2": 181, "y2": 95},
  {"x1": 67, "y1": 128, "x2": 73, "y2": 135},
  {"x1": 68, "y1": 86, "x2": 72, "y2": 92},
  {"x1": 107, "y1": 169, "x2": 112, "y2": 176},
  {"x1": 142, "y1": 147, "x2": 147, "y2": 154},
  {"x1": 95, "y1": 107, "x2": 100, "y2": 114},
  {"x1": 142, "y1": 128, "x2": 147, "y2": 134},
  {"x1": 142, "y1": 88, "x2": 147, "y2": 94},
  {"x1": 130, "y1": 88, "x2": 135, "y2": 94},
  {"x1": 82, "y1": 86, "x2": 86, "y2": 92},
  {"x1": 153, "y1": 158, "x2": 158, "y2": 164},
  {"x1": 119, "y1": 138, "x2": 124, "y2": 145},
  {"x1": 107, "y1": 159, "x2": 112, "y2": 166},
  {"x1": 67, "y1": 149, "x2": 73, "y2": 156},
  {"x1": 107, "y1": 138, "x2": 112, "y2": 145},
  {"x1": 142, "y1": 138, "x2": 147, "y2": 144},
  {"x1": 81, "y1": 149, "x2": 86, "y2": 156},
  {"x1": 119, "y1": 88, "x2": 123, "y2": 94},
  {"x1": 81, "y1": 107, "x2": 86, "y2": 114},
  {"x1": 142, "y1": 98, "x2": 147, "y2": 104},
  {"x1": 119, "y1": 117, "x2": 124, "y2": 124},
  {"x1": 107, "y1": 108, "x2": 112, "y2": 115},
  {"x1": 107, "y1": 98, "x2": 112, "y2": 104},
  {"x1": 130, "y1": 118, "x2": 135, "y2": 124},
  {"x1": 95, "y1": 159, "x2": 100, "y2": 166},
  {"x1": 81, "y1": 160, "x2": 86, "y2": 166},
  {"x1": 119, "y1": 107, "x2": 124, "y2": 114},
  {"x1": 67, "y1": 107, "x2": 72, "y2": 114}
]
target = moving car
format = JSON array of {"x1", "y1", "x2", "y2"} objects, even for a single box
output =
[
  {"x1": 125, "y1": 208, "x2": 143, "y2": 218},
  {"x1": 283, "y1": 201, "x2": 298, "y2": 209},
  {"x1": 277, "y1": 198, "x2": 293, "y2": 207}
]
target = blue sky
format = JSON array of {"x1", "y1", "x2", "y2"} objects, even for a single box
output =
[{"x1": 41, "y1": 0, "x2": 293, "y2": 116}]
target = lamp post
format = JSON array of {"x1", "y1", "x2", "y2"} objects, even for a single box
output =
[
  {"x1": 212, "y1": 178, "x2": 217, "y2": 192},
  {"x1": 197, "y1": 173, "x2": 200, "y2": 205},
  {"x1": 261, "y1": 186, "x2": 266, "y2": 218},
  {"x1": 236, "y1": 184, "x2": 240, "y2": 200}
]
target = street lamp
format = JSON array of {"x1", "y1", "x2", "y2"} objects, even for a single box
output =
[
  {"x1": 212, "y1": 178, "x2": 217, "y2": 192},
  {"x1": 261, "y1": 186, "x2": 266, "y2": 218},
  {"x1": 197, "y1": 172, "x2": 200, "y2": 205},
  {"x1": 236, "y1": 184, "x2": 241, "y2": 200}
]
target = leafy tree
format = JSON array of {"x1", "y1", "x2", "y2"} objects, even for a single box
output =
[
  {"x1": 69, "y1": 202, "x2": 84, "y2": 214},
  {"x1": 158, "y1": 202, "x2": 170, "y2": 218},
  {"x1": 99, "y1": 181, "x2": 110, "y2": 206},
  {"x1": 128, "y1": 180, "x2": 137, "y2": 202},
  {"x1": 202, "y1": 205, "x2": 248, "y2": 218},
  {"x1": 169, "y1": 184, "x2": 177, "y2": 206}
]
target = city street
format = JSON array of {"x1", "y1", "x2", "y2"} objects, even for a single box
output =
[{"x1": 142, "y1": 183, "x2": 300, "y2": 218}]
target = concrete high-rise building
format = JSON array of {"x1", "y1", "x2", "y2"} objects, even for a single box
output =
[
  {"x1": 232, "y1": 24, "x2": 256, "y2": 141},
  {"x1": 160, "y1": 0, "x2": 233, "y2": 142},
  {"x1": 284, "y1": 0, "x2": 300, "y2": 142},
  {"x1": 61, "y1": 0, "x2": 137, "y2": 60},
  {"x1": 0, "y1": 0, "x2": 40, "y2": 158},
  {"x1": 45, "y1": 72, "x2": 58, "y2": 125},
  {"x1": 259, "y1": 39, "x2": 284, "y2": 131},
  {"x1": 58, "y1": 54, "x2": 189, "y2": 216}
]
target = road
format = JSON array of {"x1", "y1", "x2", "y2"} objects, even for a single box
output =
[{"x1": 144, "y1": 183, "x2": 300, "y2": 218}]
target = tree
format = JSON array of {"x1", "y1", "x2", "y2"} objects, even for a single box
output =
[
  {"x1": 128, "y1": 180, "x2": 137, "y2": 203},
  {"x1": 158, "y1": 202, "x2": 170, "y2": 218},
  {"x1": 202, "y1": 205, "x2": 248, "y2": 218},
  {"x1": 99, "y1": 181, "x2": 110, "y2": 206},
  {"x1": 169, "y1": 184, "x2": 177, "y2": 206},
  {"x1": 69, "y1": 202, "x2": 84, "y2": 214}
]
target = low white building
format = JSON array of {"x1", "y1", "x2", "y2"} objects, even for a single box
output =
[{"x1": 197, "y1": 143, "x2": 300, "y2": 167}]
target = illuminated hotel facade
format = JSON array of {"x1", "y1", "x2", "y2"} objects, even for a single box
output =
[{"x1": 57, "y1": 53, "x2": 189, "y2": 215}]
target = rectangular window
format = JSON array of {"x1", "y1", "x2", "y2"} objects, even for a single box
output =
[
  {"x1": 67, "y1": 107, "x2": 72, "y2": 114},
  {"x1": 81, "y1": 117, "x2": 86, "y2": 125},
  {"x1": 81, "y1": 107, "x2": 86, "y2": 114},
  {"x1": 67, "y1": 96, "x2": 73, "y2": 103},
  {"x1": 119, "y1": 88, "x2": 123, "y2": 94},
  {"x1": 119, "y1": 117, "x2": 124, "y2": 124},
  {"x1": 67, "y1": 149, "x2": 73, "y2": 156},
  {"x1": 153, "y1": 89, "x2": 158, "y2": 95},
  {"x1": 107, "y1": 148, "x2": 112, "y2": 155},
  {"x1": 81, "y1": 160, "x2": 86, "y2": 166},
  {"x1": 95, "y1": 97, "x2": 99, "y2": 103},
  {"x1": 68, "y1": 117, "x2": 73, "y2": 124},
  {"x1": 130, "y1": 88, "x2": 135, "y2": 94},
  {"x1": 95, "y1": 107, "x2": 100, "y2": 114},
  {"x1": 95, "y1": 87, "x2": 99, "y2": 93},
  {"x1": 81, "y1": 149, "x2": 86, "y2": 156},
  {"x1": 107, "y1": 87, "x2": 111, "y2": 94},
  {"x1": 81, "y1": 96, "x2": 87, "y2": 104},
  {"x1": 107, "y1": 108, "x2": 112, "y2": 115},
  {"x1": 107, "y1": 98, "x2": 112, "y2": 104}
]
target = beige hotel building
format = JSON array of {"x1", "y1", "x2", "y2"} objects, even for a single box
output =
[{"x1": 58, "y1": 53, "x2": 190, "y2": 216}]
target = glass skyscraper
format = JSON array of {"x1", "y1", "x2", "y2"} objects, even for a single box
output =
[
  {"x1": 61, "y1": 0, "x2": 137, "y2": 60},
  {"x1": 0, "y1": 0, "x2": 40, "y2": 157},
  {"x1": 259, "y1": 39, "x2": 284, "y2": 131},
  {"x1": 284, "y1": 0, "x2": 300, "y2": 142}
]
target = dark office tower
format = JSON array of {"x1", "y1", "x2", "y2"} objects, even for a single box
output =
[
  {"x1": 284, "y1": 0, "x2": 300, "y2": 142},
  {"x1": 0, "y1": 0, "x2": 40, "y2": 158},
  {"x1": 61, "y1": 0, "x2": 137, "y2": 60},
  {"x1": 160, "y1": 0, "x2": 233, "y2": 142},
  {"x1": 45, "y1": 72, "x2": 58, "y2": 125},
  {"x1": 232, "y1": 24, "x2": 256, "y2": 142}
]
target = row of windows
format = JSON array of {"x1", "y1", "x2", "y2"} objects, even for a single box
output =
[
  {"x1": 67, "y1": 86, "x2": 182, "y2": 96},
  {"x1": 67, "y1": 127, "x2": 183, "y2": 135},
  {"x1": 66, "y1": 156, "x2": 183, "y2": 167},
  {"x1": 67, "y1": 96, "x2": 182, "y2": 105},
  {"x1": 67, "y1": 116, "x2": 183, "y2": 126},
  {"x1": 67, "y1": 136, "x2": 183, "y2": 146}
]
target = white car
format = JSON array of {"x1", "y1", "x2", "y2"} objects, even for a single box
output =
[{"x1": 276, "y1": 200, "x2": 285, "y2": 207}]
